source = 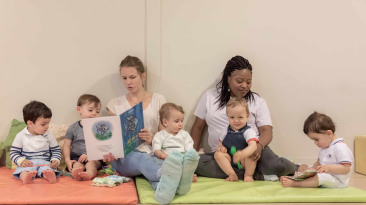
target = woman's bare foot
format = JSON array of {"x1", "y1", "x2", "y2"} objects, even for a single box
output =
[
  {"x1": 192, "y1": 174, "x2": 198, "y2": 182},
  {"x1": 79, "y1": 172, "x2": 92, "y2": 181},
  {"x1": 225, "y1": 174, "x2": 238, "y2": 182},
  {"x1": 280, "y1": 176, "x2": 296, "y2": 187},
  {"x1": 72, "y1": 168, "x2": 83, "y2": 181},
  {"x1": 42, "y1": 170, "x2": 57, "y2": 184},
  {"x1": 244, "y1": 175, "x2": 254, "y2": 182},
  {"x1": 20, "y1": 171, "x2": 38, "y2": 184}
]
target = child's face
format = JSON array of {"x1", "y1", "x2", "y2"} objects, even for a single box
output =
[
  {"x1": 27, "y1": 117, "x2": 51, "y2": 135},
  {"x1": 307, "y1": 131, "x2": 334, "y2": 149},
  {"x1": 77, "y1": 102, "x2": 101, "y2": 119},
  {"x1": 120, "y1": 66, "x2": 146, "y2": 93},
  {"x1": 226, "y1": 105, "x2": 248, "y2": 131},
  {"x1": 163, "y1": 109, "x2": 184, "y2": 135}
]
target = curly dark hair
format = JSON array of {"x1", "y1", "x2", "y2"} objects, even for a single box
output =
[{"x1": 216, "y1": 55, "x2": 256, "y2": 109}]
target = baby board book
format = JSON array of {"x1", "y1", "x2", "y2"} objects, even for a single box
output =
[{"x1": 82, "y1": 102, "x2": 144, "y2": 160}]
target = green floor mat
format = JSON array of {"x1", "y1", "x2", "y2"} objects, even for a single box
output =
[{"x1": 136, "y1": 176, "x2": 366, "y2": 204}]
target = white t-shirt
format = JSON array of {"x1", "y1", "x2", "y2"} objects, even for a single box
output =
[
  {"x1": 318, "y1": 138, "x2": 353, "y2": 187},
  {"x1": 106, "y1": 93, "x2": 166, "y2": 155},
  {"x1": 152, "y1": 129, "x2": 194, "y2": 155},
  {"x1": 194, "y1": 88, "x2": 272, "y2": 152}
]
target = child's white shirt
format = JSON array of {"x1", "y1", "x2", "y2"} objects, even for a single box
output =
[
  {"x1": 152, "y1": 129, "x2": 194, "y2": 155},
  {"x1": 318, "y1": 138, "x2": 353, "y2": 187}
]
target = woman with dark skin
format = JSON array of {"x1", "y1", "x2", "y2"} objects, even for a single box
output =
[{"x1": 191, "y1": 55, "x2": 301, "y2": 180}]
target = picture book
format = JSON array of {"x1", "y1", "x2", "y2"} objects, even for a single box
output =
[
  {"x1": 82, "y1": 102, "x2": 144, "y2": 160},
  {"x1": 285, "y1": 169, "x2": 317, "y2": 181}
]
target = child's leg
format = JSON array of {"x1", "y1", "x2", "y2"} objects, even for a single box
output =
[
  {"x1": 72, "y1": 162, "x2": 86, "y2": 181},
  {"x1": 243, "y1": 157, "x2": 256, "y2": 182},
  {"x1": 42, "y1": 169, "x2": 57, "y2": 183},
  {"x1": 176, "y1": 149, "x2": 200, "y2": 195},
  {"x1": 155, "y1": 152, "x2": 183, "y2": 204},
  {"x1": 214, "y1": 151, "x2": 238, "y2": 181},
  {"x1": 280, "y1": 175, "x2": 319, "y2": 188},
  {"x1": 19, "y1": 171, "x2": 38, "y2": 184},
  {"x1": 79, "y1": 160, "x2": 102, "y2": 181}
]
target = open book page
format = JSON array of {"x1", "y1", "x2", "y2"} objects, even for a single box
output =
[
  {"x1": 83, "y1": 102, "x2": 144, "y2": 160},
  {"x1": 285, "y1": 169, "x2": 317, "y2": 181}
]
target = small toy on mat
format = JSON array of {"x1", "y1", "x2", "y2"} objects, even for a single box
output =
[
  {"x1": 230, "y1": 146, "x2": 242, "y2": 169},
  {"x1": 92, "y1": 175, "x2": 132, "y2": 187},
  {"x1": 99, "y1": 165, "x2": 117, "y2": 176},
  {"x1": 285, "y1": 169, "x2": 317, "y2": 181}
]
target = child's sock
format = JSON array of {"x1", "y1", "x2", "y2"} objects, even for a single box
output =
[
  {"x1": 176, "y1": 149, "x2": 200, "y2": 195},
  {"x1": 155, "y1": 152, "x2": 183, "y2": 204}
]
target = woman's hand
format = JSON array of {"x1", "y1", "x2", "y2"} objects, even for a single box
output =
[
  {"x1": 103, "y1": 152, "x2": 118, "y2": 162},
  {"x1": 250, "y1": 146, "x2": 262, "y2": 162},
  {"x1": 139, "y1": 128, "x2": 153, "y2": 144}
]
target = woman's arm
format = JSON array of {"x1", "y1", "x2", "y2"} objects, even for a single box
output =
[
  {"x1": 190, "y1": 117, "x2": 207, "y2": 151},
  {"x1": 250, "y1": 125, "x2": 273, "y2": 161}
]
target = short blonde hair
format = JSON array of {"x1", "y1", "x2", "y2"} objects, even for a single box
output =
[
  {"x1": 226, "y1": 97, "x2": 249, "y2": 117},
  {"x1": 159, "y1": 103, "x2": 184, "y2": 125}
]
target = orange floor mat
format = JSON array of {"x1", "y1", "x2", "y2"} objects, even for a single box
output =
[{"x1": 0, "y1": 167, "x2": 138, "y2": 204}]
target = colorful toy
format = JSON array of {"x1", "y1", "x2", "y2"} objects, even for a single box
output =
[
  {"x1": 99, "y1": 165, "x2": 117, "y2": 176},
  {"x1": 230, "y1": 146, "x2": 242, "y2": 169}
]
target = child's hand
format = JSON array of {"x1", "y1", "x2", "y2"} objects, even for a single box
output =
[
  {"x1": 233, "y1": 151, "x2": 243, "y2": 163},
  {"x1": 159, "y1": 153, "x2": 168, "y2": 160},
  {"x1": 78, "y1": 154, "x2": 88, "y2": 163},
  {"x1": 317, "y1": 165, "x2": 330, "y2": 173},
  {"x1": 20, "y1": 160, "x2": 33, "y2": 167},
  {"x1": 50, "y1": 160, "x2": 60, "y2": 169},
  {"x1": 217, "y1": 146, "x2": 227, "y2": 153},
  {"x1": 66, "y1": 160, "x2": 77, "y2": 171}
]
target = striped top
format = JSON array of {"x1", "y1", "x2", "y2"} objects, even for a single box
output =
[{"x1": 10, "y1": 127, "x2": 61, "y2": 166}]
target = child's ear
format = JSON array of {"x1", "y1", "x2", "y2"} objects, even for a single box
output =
[
  {"x1": 76, "y1": 106, "x2": 81, "y2": 113},
  {"x1": 162, "y1": 118, "x2": 168, "y2": 127},
  {"x1": 26, "y1": 120, "x2": 33, "y2": 126},
  {"x1": 326, "y1": 130, "x2": 334, "y2": 136}
]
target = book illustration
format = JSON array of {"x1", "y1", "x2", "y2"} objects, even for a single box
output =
[
  {"x1": 83, "y1": 102, "x2": 144, "y2": 160},
  {"x1": 92, "y1": 121, "x2": 113, "y2": 141},
  {"x1": 285, "y1": 169, "x2": 317, "y2": 181},
  {"x1": 120, "y1": 102, "x2": 144, "y2": 156}
]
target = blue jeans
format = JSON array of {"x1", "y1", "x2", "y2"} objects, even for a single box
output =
[{"x1": 111, "y1": 150, "x2": 163, "y2": 189}]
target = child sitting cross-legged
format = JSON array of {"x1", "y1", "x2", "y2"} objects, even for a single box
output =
[
  {"x1": 281, "y1": 112, "x2": 354, "y2": 188},
  {"x1": 10, "y1": 101, "x2": 61, "y2": 184},
  {"x1": 63, "y1": 94, "x2": 103, "y2": 181},
  {"x1": 152, "y1": 103, "x2": 200, "y2": 204},
  {"x1": 214, "y1": 97, "x2": 258, "y2": 182}
]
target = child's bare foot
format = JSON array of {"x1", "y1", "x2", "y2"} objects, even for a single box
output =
[
  {"x1": 21, "y1": 171, "x2": 38, "y2": 184},
  {"x1": 244, "y1": 175, "x2": 254, "y2": 182},
  {"x1": 72, "y1": 168, "x2": 83, "y2": 181},
  {"x1": 280, "y1": 176, "x2": 296, "y2": 187},
  {"x1": 79, "y1": 172, "x2": 92, "y2": 181},
  {"x1": 225, "y1": 174, "x2": 238, "y2": 182},
  {"x1": 42, "y1": 169, "x2": 57, "y2": 184},
  {"x1": 298, "y1": 164, "x2": 308, "y2": 172},
  {"x1": 192, "y1": 174, "x2": 198, "y2": 182}
]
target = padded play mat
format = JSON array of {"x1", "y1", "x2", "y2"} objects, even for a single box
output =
[{"x1": 136, "y1": 176, "x2": 366, "y2": 204}]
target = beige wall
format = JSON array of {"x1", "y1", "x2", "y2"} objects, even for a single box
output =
[{"x1": 1, "y1": 0, "x2": 366, "y2": 164}]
